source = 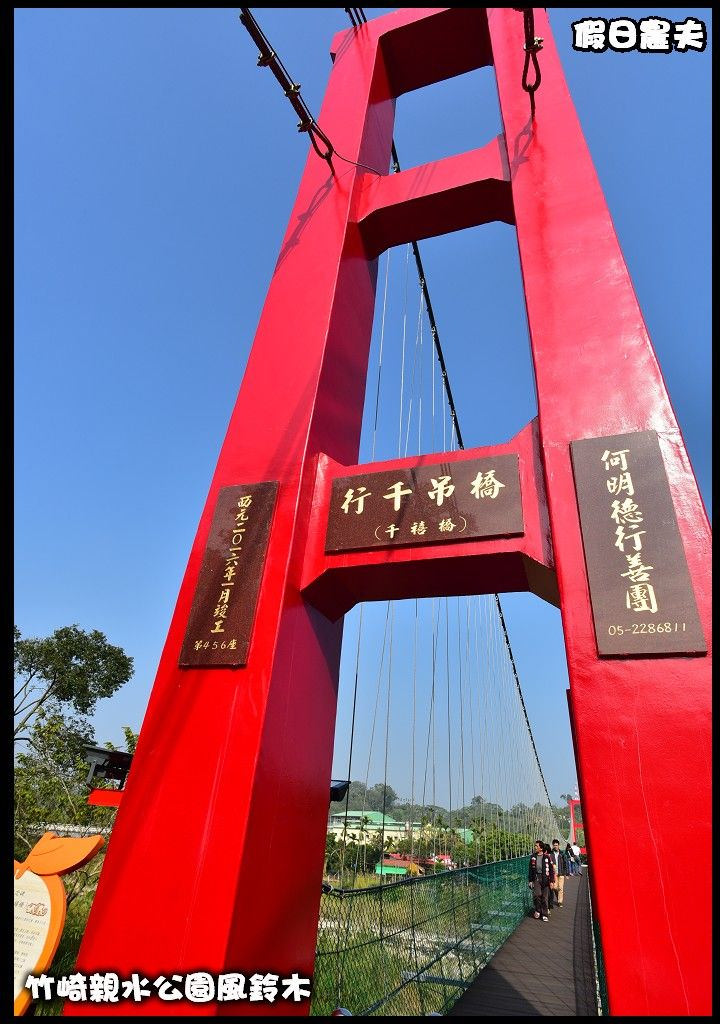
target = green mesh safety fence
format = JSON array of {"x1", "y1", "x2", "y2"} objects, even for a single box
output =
[{"x1": 311, "y1": 856, "x2": 532, "y2": 1016}]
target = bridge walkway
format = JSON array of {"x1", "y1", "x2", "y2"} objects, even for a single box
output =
[{"x1": 448, "y1": 871, "x2": 599, "y2": 1017}]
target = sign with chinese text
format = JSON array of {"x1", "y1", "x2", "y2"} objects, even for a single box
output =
[
  {"x1": 325, "y1": 455, "x2": 523, "y2": 553},
  {"x1": 15, "y1": 832, "x2": 105, "y2": 1015},
  {"x1": 14, "y1": 870, "x2": 62, "y2": 1015},
  {"x1": 180, "y1": 482, "x2": 278, "y2": 667},
  {"x1": 570, "y1": 430, "x2": 706, "y2": 656}
]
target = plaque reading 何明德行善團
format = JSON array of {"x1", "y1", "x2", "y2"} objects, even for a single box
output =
[{"x1": 570, "y1": 430, "x2": 705, "y2": 657}]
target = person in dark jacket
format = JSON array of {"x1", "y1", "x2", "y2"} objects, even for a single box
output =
[
  {"x1": 565, "y1": 841, "x2": 576, "y2": 875},
  {"x1": 528, "y1": 840, "x2": 555, "y2": 921},
  {"x1": 543, "y1": 843, "x2": 555, "y2": 908},
  {"x1": 548, "y1": 838, "x2": 568, "y2": 908}
]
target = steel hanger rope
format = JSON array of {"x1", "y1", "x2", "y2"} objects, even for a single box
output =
[
  {"x1": 347, "y1": 7, "x2": 558, "y2": 831},
  {"x1": 240, "y1": 7, "x2": 467, "y2": 443},
  {"x1": 514, "y1": 7, "x2": 544, "y2": 119},
  {"x1": 346, "y1": 8, "x2": 466, "y2": 447}
]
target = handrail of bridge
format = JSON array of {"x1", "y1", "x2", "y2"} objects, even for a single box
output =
[{"x1": 312, "y1": 856, "x2": 532, "y2": 1016}]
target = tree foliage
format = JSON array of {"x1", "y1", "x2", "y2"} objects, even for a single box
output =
[
  {"x1": 329, "y1": 780, "x2": 399, "y2": 817},
  {"x1": 14, "y1": 624, "x2": 137, "y2": 905},
  {"x1": 14, "y1": 625, "x2": 134, "y2": 741}
]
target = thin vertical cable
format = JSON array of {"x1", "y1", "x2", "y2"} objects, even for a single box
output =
[{"x1": 371, "y1": 250, "x2": 391, "y2": 462}]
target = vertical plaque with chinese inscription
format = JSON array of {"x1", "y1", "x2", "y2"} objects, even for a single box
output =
[
  {"x1": 570, "y1": 430, "x2": 705, "y2": 657},
  {"x1": 180, "y1": 482, "x2": 278, "y2": 667}
]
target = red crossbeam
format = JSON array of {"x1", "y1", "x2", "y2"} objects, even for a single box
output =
[
  {"x1": 302, "y1": 420, "x2": 556, "y2": 619},
  {"x1": 86, "y1": 789, "x2": 123, "y2": 809},
  {"x1": 356, "y1": 136, "x2": 513, "y2": 258}
]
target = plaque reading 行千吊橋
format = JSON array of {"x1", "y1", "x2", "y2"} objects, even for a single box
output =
[
  {"x1": 325, "y1": 454, "x2": 523, "y2": 553},
  {"x1": 179, "y1": 482, "x2": 278, "y2": 667},
  {"x1": 570, "y1": 430, "x2": 706, "y2": 657}
]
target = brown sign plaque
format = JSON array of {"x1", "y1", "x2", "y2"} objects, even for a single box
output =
[
  {"x1": 570, "y1": 430, "x2": 705, "y2": 657},
  {"x1": 325, "y1": 454, "x2": 523, "y2": 553},
  {"x1": 180, "y1": 481, "x2": 278, "y2": 667}
]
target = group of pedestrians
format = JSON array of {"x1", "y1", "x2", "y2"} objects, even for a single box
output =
[{"x1": 528, "y1": 838, "x2": 583, "y2": 922}]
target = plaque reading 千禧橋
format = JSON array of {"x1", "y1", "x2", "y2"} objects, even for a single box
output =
[
  {"x1": 570, "y1": 430, "x2": 706, "y2": 657},
  {"x1": 179, "y1": 482, "x2": 278, "y2": 668},
  {"x1": 325, "y1": 454, "x2": 524, "y2": 553}
]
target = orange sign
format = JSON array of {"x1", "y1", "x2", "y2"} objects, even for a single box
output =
[{"x1": 14, "y1": 832, "x2": 105, "y2": 1016}]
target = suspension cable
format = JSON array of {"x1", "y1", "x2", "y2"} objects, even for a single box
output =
[
  {"x1": 494, "y1": 594, "x2": 554, "y2": 812},
  {"x1": 239, "y1": 8, "x2": 387, "y2": 175},
  {"x1": 346, "y1": 6, "x2": 558, "y2": 831},
  {"x1": 514, "y1": 7, "x2": 543, "y2": 119},
  {"x1": 402, "y1": 207, "x2": 466, "y2": 450},
  {"x1": 342, "y1": 7, "x2": 559, "y2": 841},
  {"x1": 239, "y1": 8, "x2": 335, "y2": 165},
  {"x1": 242, "y1": 6, "x2": 465, "y2": 442},
  {"x1": 345, "y1": 9, "x2": 465, "y2": 447},
  {"x1": 344, "y1": 8, "x2": 365, "y2": 28}
]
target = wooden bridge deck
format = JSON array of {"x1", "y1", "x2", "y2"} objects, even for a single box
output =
[{"x1": 448, "y1": 872, "x2": 599, "y2": 1017}]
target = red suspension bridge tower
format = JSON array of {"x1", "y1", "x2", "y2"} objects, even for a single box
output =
[{"x1": 67, "y1": 8, "x2": 711, "y2": 1017}]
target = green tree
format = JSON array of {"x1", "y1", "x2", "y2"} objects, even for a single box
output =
[
  {"x1": 14, "y1": 711, "x2": 136, "y2": 905},
  {"x1": 553, "y1": 803, "x2": 571, "y2": 836},
  {"x1": 14, "y1": 625, "x2": 133, "y2": 741},
  {"x1": 14, "y1": 624, "x2": 136, "y2": 905},
  {"x1": 329, "y1": 780, "x2": 366, "y2": 818},
  {"x1": 121, "y1": 726, "x2": 138, "y2": 754},
  {"x1": 105, "y1": 726, "x2": 139, "y2": 754},
  {"x1": 364, "y1": 783, "x2": 398, "y2": 813}
]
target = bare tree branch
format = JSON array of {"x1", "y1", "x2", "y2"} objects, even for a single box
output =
[
  {"x1": 14, "y1": 668, "x2": 39, "y2": 702},
  {"x1": 14, "y1": 685, "x2": 55, "y2": 738}
]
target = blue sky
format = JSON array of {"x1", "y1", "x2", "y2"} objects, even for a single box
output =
[{"x1": 14, "y1": 9, "x2": 710, "y2": 807}]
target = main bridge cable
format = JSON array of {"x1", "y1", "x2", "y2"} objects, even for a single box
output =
[
  {"x1": 344, "y1": 8, "x2": 365, "y2": 29},
  {"x1": 242, "y1": 5, "x2": 559, "y2": 850},
  {"x1": 237, "y1": 7, "x2": 465, "y2": 447},
  {"x1": 346, "y1": 6, "x2": 557, "y2": 826},
  {"x1": 238, "y1": 8, "x2": 334, "y2": 166},
  {"x1": 238, "y1": 8, "x2": 387, "y2": 177},
  {"x1": 495, "y1": 595, "x2": 555, "y2": 813}
]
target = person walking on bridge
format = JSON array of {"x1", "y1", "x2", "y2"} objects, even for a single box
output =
[
  {"x1": 549, "y1": 838, "x2": 568, "y2": 908},
  {"x1": 528, "y1": 840, "x2": 555, "y2": 922},
  {"x1": 565, "y1": 841, "x2": 576, "y2": 875}
]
